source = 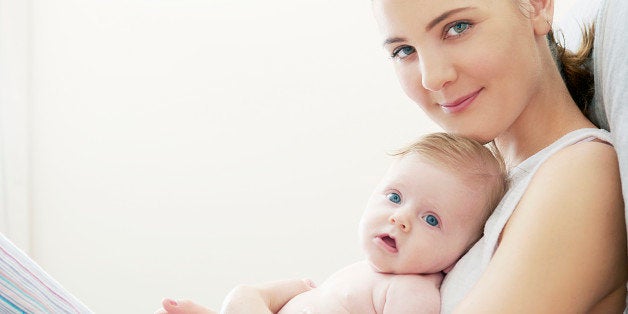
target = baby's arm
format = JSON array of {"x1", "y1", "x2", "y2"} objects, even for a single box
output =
[{"x1": 383, "y1": 273, "x2": 442, "y2": 314}]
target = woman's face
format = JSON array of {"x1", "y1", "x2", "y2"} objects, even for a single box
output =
[{"x1": 373, "y1": 0, "x2": 548, "y2": 143}]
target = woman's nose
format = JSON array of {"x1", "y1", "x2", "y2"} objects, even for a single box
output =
[
  {"x1": 389, "y1": 213, "x2": 411, "y2": 232},
  {"x1": 419, "y1": 52, "x2": 457, "y2": 92}
]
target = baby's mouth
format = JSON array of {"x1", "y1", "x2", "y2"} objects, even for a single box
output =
[
  {"x1": 381, "y1": 235, "x2": 396, "y2": 248},
  {"x1": 375, "y1": 234, "x2": 398, "y2": 253}
]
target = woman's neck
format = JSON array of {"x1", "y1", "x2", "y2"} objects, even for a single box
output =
[{"x1": 494, "y1": 77, "x2": 596, "y2": 168}]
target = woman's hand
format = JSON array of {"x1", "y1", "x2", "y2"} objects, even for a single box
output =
[{"x1": 155, "y1": 278, "x2": 316, "y2": 314}]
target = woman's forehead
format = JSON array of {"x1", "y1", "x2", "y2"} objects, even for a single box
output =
[
  {"x1": 373, "y1": 0, "x2": 523, "y2": 45},
  {"x1": 373, "y1": 0, "x2": 514, "y2": 30},
  {"x1": 373, "y1": 1, "x2": 476, "y2": 33}
]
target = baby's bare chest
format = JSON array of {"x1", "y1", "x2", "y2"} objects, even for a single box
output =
[
  {"x1": 279, "y1": 276, "x2": 384, "y2": 313},
  {"x1": 278, "y1": 262, "x2": 404, "y2": 314}
]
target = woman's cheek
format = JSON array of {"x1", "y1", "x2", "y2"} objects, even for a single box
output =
[{"x1": 395, "y1": 66, "x2": 430, "y2": 108}]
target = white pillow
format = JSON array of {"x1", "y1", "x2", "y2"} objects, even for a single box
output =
[
  {"x1": 592, "y1": 0, "x2": 628, "y2": 221},
  {"x1": 592, "y1": 0, "x2": 628, "y2": 312}
]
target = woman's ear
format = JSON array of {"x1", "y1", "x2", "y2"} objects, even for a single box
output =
[{"x1": 528, "y1": 0, "x2": 555, "y2": 35}]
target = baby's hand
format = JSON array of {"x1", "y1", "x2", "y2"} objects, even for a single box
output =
[{"x1": 154, "y1": 298, "x2": 216, "y2": 314}]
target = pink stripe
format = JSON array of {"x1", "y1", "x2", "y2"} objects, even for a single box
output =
[
  {"x1": 0, "y1": 244, "x2": 81, "y2": 312},
  {"x1": 0, "y1": 267, "x2": 54, "y2": 312}
]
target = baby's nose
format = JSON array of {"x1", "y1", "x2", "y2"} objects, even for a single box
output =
[{"x1": 389, "y1": 215, "x2": 410, "y2": 232}]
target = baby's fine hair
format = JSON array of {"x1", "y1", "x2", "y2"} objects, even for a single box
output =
[{"x1": 392, "y1": 132, "x2": 508, "y2": 222}]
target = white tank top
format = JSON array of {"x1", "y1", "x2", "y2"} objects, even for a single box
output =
[{"x1": 439, "y1": 128, "x2": 613, "y2": 313}]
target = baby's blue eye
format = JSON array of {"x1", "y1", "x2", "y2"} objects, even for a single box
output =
[
  {"x1": 424, "y1": 215, "x2": 439, "y2": 227},
  {"x1": 387, "y1": 193, "x2": 401, "y2": 204}
]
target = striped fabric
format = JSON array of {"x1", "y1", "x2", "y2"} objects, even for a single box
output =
[{"x1": 0, "y1": 233, "x2": 91, "y2": 313}]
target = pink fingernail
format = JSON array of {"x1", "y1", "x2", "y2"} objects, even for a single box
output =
[{"x1": 168, "y1": 299, "x2": 178, "y2": 306}]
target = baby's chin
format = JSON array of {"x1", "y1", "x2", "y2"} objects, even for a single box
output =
[
  {"x1": 365, "y1": 258, "x2": 418, "y2": 275},
  {"x1": 366, "y1": 256, "x2": 444, "y2": 275},
  {"x1": 365, "y1": 258, "x2": 392, "y2": 274}
]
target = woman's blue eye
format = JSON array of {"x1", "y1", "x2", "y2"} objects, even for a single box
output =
[
  {"x1": 391, "y1": 46, "x2": 416, "y2": 59},
  {"x1": 445, "y1": 22, "x2": 471, "y2": 38},
  {"x1": 424, "y1": 214, "x2": 439, "y2": 227},
  {"x1": 387, "y1": 193, "x2": 401, "y2": 204}
]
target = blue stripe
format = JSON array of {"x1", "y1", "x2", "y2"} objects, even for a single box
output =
[
  {"x1": 0, "y1": 233, "x2": 92, "y2": 313},
  {"x1": 0, "y1": 248, "x2": 67, "y2": 311},
  {"x1": 0, "y1": 293, "x2": 26, "y2": 314},
  {"x1": 0, "y1": 302, "x2": 22, "y2": 314},
  {"x1": 0, "y1": 274, "x2": 47, "y2": 312}
]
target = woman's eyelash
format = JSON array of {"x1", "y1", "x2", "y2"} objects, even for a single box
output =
[
  {"x1": 388, "y1": 21, "x2": 472, "y2": 60},
  {"x1": 390, "y1": 45, "x2": 416, "y2": 59},
  {"x1": 390, "y1": 47, "x2": 402, "y2": 58},
  {"x1": 443, "y1": 20, "x2": 473, "y2": 38}
]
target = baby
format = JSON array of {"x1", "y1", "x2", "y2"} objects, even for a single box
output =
[{"x1": 277, "y1": 132, "x2": 508, "y2": 313}]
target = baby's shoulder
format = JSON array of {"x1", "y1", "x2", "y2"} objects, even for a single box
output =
[
  {"x1": 386, "y1": 273, "x2": 443, "y2": 293},
  {"x1": 380, "y1": 273, "x2": 442, "y2": 313},
  {"x1": 320, "y1": 261, "x2": 386, "y2": 298},
  {"x1": 326, "y1": 262, "x2": 442, "y2": 313}
]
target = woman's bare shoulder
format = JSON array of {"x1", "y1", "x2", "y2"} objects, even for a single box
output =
[
  {"x1": 454, "y1": 140, "x2": 627, "y2": 313},
  {"x1": 524, "y1": 140, "x2": 622, "y2": 225},
  {"x1": 531, "y1": 139, "x2": 620, "y2": 201},
  {"x1": 504, "y1": 140, "x2": 625, "y2": 310},
  {"x1": 542, "y1": 139, "x2": 619, "y2": 173}
]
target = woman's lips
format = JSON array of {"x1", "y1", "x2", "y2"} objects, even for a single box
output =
[
  {"x1": 373, "y1": 234, "x2": 398, "y2": 253},
  {"x1": 440, "y1": 88, "x2": 483, "y2": 113}
]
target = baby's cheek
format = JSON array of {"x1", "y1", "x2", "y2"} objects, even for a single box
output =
[{"x1": 357, "y1": 220, "x2": 372, "y2": 249}]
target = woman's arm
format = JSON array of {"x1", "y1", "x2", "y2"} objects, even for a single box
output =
[{"x1": 454, "y1": 142, "x2": 627, "y2": 313}]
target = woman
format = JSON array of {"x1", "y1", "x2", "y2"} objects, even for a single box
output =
[{"x1": 158, "y1": 0, "x2": 628, "y2": 312}]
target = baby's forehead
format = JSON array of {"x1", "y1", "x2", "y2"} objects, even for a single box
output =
[
  {"x1": 445, "y1": 201, "x2": 486, "y2": 221},
  {"x1": 402, "y1": 152, "x2": 495, "y2": 183},
  {"x1": 389, "y1": 153, "x2": 473, "y2": 180},
  {"x1": 388, "y1": 156, "x2": 487, "y2": 204}
]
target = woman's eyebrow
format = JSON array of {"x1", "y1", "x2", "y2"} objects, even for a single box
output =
[
  {"x1": 425, "y1": 7, "x2": 477, "y2": 31},
  {"x1": 382, "y1": 7, "x2": 478, "y2": 46},
  {"x1": 382, "y1": 37, "x2": 406, "y2": 46}
]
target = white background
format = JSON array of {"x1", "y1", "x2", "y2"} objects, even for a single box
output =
[{"x1": 0, "y1": 0, "x2": 600, "y2": 312}]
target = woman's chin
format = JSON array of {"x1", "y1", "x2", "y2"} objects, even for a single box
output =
[{"x1": 441, "y1": 127, "x2": 495, "y2": 145}]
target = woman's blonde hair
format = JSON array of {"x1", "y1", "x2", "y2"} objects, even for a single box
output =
[
  {"x1": 548, "y1": 25, "x2": 595, "y2": 118},
  {"x1": 392, "y1": 133, "x2": 508, "y2": 221}
]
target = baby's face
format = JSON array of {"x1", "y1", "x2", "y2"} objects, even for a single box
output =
[{"x1": 359, "y1": 153, "x2": 487, "y2": 274}]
